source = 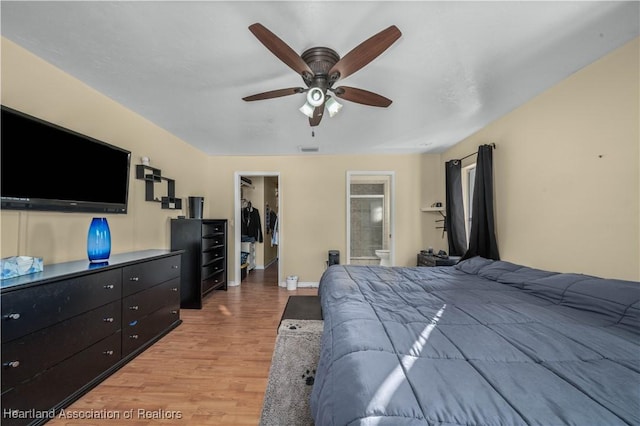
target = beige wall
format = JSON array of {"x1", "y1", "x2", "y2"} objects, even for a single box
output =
[
  {"x1": 442, "y1": 37, "x2": 639, "y2": 281},
  {"x1": 1, "y1": 37, "x2": 437, "y2": 283},
  {"x1": 206, "y1": 154, "x2": 430, "y2": 283},
  {"x1": 3, "y1": 34, "x2": 637, "y2": 284},
  {"x1": 1, "y1": 37, "x2": 208, "y2": 264}
]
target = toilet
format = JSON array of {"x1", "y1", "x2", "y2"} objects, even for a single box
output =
[{"x1": 375, "y1": 249, "x2": 391, "y2": 267}]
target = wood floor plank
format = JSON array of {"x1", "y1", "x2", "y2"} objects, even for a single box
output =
[{"x1": 47, "y1": 263, "x2": 318, "y2": 425}]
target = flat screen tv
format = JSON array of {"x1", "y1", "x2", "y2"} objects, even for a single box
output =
[{"x1": 1, "y1": 105, "x2": 131, "y2": 214}]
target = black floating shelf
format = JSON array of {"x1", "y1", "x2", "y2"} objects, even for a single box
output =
[
  {"x1": 161, "y1": 197, "x2": 182, "y2": 210},
  {"x1": 135, "y1": 164, "x2": 182, "y2": 210}
]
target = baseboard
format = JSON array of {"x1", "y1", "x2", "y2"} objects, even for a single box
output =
[
  {"x1": 264, "y1": 258, "x2": 278, "y2": 269},
  {"x1": 279, "y1": 281, "x2": 319, "y2": 288}
]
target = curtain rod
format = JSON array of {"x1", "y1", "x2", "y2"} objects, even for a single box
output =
[{"x1": 458, "y1": 143, "x2": 496, "y2": 162}]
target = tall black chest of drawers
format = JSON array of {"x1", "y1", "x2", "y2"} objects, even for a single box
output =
[
  {"x1": 1, "y1": 250, "x2": 182, "y2": 426},
  {"x1": 171, "y1": 219, "x2": 228, "y2": 309}
]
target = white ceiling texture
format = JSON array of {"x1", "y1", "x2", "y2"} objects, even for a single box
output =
[{"x1": 1, "y1": 1, "x2": 638, "y2": 156}]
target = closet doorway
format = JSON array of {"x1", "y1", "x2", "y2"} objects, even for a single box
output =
[{"x1": 234, "y1": 172, "x2": 281, "y2": 287}]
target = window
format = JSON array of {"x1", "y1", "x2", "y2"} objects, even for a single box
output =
[{"x1": 462, "y1": 164, "x2": 476, "y2": 244}]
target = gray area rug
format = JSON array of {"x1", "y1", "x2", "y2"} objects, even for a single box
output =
[{"x1": 260, "y1": 319, "x2": 323, "y2": 426}]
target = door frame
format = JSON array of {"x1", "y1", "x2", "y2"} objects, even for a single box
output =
[
  {"x1": 233, "y1": 171, "x2": 281, "y2": 286},
  {"x1": 346, "y1": 171, "x2": 395, "y2": 265}
]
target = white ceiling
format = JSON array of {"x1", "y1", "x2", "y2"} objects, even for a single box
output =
[{"x1": 1, "y1": 1, "x2": 638, "y2": 156}]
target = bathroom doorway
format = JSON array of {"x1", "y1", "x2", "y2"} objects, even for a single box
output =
[
  {"x1": 346, "y1": 171, "x2": 395, "y2": 266},
  {"x1": 234, "y1": 172, "x2": 281, "y2": 286}
]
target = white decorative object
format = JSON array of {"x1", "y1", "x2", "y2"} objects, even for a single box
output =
[
  {"x1": 286, "y1": 275, "x2": 298, "y2": 290},
  {"x1": 1, "y1": 256, "x2": 44, "y2": 279}
]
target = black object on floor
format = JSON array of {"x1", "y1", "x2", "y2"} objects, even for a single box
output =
[{"x1": 279, "y1": 296, "x2": 323, "y2": 327}]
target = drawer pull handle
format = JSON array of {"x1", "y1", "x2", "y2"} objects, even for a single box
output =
[
  {"x1": 171, "y1": 310, "x2": 178, "y2": 315},
  {"x1": 129, "y1": 277, "x2": 139, "y2": 282},
  {"x1": 103, "y1": 284, "x2": 115, "y2": 289},
  {"x1": 5, "y1": 313, "x2": 21, "y2": 320},
  {"x1": 171, "y1": 265, "x2": 179, "y2": 269},
  {"x1": 130, "y1": 334, "x2": 139, "y2": 339},
  {"x1": 171, "y1": 287, "x2": 178, "y2": 292},
  {"x1": 129, "y1": 306, "x2": 139, "y2": 310},
  {"x1": 4, "y1": 361, "x2": 20, "y2": 368},
  {"x1": 103, "y1": 350, "x2": 114, "y2": 356},
  {"x1": 103, "y1": 317, "x2": 115, "y2": 323}
]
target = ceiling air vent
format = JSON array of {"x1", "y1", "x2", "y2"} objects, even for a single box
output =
[{"x1": 299, "y1": 146, "x2": 319, "y2": 153}]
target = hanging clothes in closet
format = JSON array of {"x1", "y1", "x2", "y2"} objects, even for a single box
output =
[
  {"x1": 265, "y1": 205, "x2": 271, "y2": 234},
  {"x1": 265, "y1": 208, "x2": 277, "y2": 234},
  {"x1": 266, "y1": 208, "x2": 278, "y2": 246},
  {"x1": 241, "y1": 202, "x2": 263, "y2": 243}
]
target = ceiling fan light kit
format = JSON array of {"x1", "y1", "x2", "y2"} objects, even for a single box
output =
[
  {"x1": 306, "y1": 87, "x2": 325, "y2": 107},
  {"x1": 326, "y1": 96, "x2": 343, "y2": 118},
  {"x1": 299, "y1": 102, "x2": 316, "y2": 119},
  {"x1": 243, "y1": 23, "x2": 401, "y2": 127}
]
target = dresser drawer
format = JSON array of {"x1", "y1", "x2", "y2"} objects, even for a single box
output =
[
  {"x1": 123, "y1": 303, "x2": 180, "y2": 356},
  {"x1": 202, "y1": 270, "x2": 226, "y2": 293},
  {"x1": 123, "y1": 277, "x2": 180, "y2": 324},
  {"x1": 122, "y1": 255, "x2": 181, "y2": 296},
  {"x1": 1, "y1": 268, "x2": 122, "y2": 343},
  {"x1": 202, "y1": 245, "x2": 225, "y2": 267},
  {"x1": 2, "y1": 301, "x2": 121, "y2": 391},
  {"x1": 1, "y1": 332, "x2": 121, "y2": 426},
  {"x1": 202, "y1": 221, "x2": 225, "y2": 236}
]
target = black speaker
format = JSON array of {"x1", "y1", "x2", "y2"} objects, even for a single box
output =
[{"x1": 328, "y1": 250, "x2": 340, "y2": 266}]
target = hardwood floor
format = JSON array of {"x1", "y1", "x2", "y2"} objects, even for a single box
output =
[{"x1": 49, "y1": 262, "x2": 317, "y2": 425}]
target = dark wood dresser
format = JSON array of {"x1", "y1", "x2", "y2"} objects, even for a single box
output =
[{"x1": 1, "y1": 250, "x2": 183, "y2": 426}]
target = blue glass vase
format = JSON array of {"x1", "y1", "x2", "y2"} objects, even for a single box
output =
[{"x1": 87, "y1": 217, "x2": 111, "y2": 263}]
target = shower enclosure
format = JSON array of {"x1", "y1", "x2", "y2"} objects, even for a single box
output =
[{"x1": 346, "y1": 172, "x2": 394, "y2": 266}]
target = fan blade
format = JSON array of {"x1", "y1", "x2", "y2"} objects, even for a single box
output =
[
  {"x1": 243, "y1": 87, "x2": 305, "y2": 101},
  {"x1": 309, "y1": 106, "x2": 324, "y2": 127},
  {"x1": 333, "y1": 86, "x2": 392, "y2": 107},
  {"x1": 249, "y1": 23, "x2": 314, "y2": 79},
  {"x1": 328, "y1": 25, "x2": 401, "y2": 82}
]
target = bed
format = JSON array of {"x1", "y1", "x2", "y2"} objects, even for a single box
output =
[{"x1": 310, "y1": 256, "x2": 639, "y2": 425}]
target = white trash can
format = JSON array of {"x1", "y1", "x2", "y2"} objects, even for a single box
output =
[{"x1": 286, "y1": 275, "x2": 298, "y2": 291}]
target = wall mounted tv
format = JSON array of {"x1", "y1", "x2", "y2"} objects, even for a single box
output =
[{"x1": 1, "y1": 105, "x2": 131, "y2": 214}]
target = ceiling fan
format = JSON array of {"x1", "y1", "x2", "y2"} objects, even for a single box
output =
[{"x1": 242, "y1": 23, "x2": 402, "y2": 127}]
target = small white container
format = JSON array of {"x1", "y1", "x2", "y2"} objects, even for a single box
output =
[{"x1": 286, "y1": 275, "x2": 298, "y2": 291}]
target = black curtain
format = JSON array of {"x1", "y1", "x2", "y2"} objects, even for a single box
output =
[
  {"x1": 462, "y1": 144, "x2": 500, "y2": 260},
  {"x1": 445, "y1": 160, "x2": 467, "y2": 256}
]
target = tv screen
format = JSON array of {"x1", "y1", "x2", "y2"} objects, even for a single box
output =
[{"x1": 1, "y1": 105, "x2": 131, "y2": 214}]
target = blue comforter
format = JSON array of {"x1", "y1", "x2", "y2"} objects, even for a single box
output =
[{"x1": 311, "y1": 257, "x2": 640, "y2": 425}]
